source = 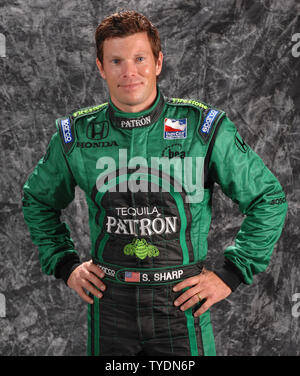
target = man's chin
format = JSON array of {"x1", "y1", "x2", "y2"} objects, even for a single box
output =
[
  {"x1": 121, "y1": 90, "x2": 145, "y2": 103},
  {"x1": 117, "y1": 95, "x2": 147, "y2": 110},
  {"x1": 111, "y1": 87, "x2": 156, "y2": 112}
]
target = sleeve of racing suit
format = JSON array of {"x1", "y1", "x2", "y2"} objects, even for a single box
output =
[
  {"x1": 22, "y1": 131, "x2": 81, "y2": 283},
  {"x1": 208, "y1": 116, "x2": 288, "y2": 291}
]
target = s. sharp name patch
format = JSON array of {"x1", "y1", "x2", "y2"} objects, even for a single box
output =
[
  {"x1": 200, "y1": 109, "x2": 219, "y2": 135},
  {"x1": 61, "y1": 118, "x2": 73, "y2": 144}
]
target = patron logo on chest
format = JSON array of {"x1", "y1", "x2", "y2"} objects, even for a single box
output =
[
  {"x1": 105, "y1": 206, "x2": 178, "y2": 236},
  {"x1": 120, "y1": 116, "x2": 151, "y2": 128}
]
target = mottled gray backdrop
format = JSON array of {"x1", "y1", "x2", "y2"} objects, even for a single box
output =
[{"x1": 0, "y1": 0, "x2": 299, "y2": 356}]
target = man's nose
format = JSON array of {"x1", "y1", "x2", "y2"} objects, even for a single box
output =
[{"x1": 122, "y1": 60, "x2": 138, "y2": 77}]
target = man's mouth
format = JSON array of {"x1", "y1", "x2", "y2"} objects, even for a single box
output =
[{"x1": 118, "y1": 82, "x2": 142, "y2": 89}]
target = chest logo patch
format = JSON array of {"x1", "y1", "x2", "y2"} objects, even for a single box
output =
[
  {"x1": 164, "y1": 118, "x2": 187, "y2": 139},
  {"x1": 124, "y1": 238, "x2": 159, "y2": 260}
]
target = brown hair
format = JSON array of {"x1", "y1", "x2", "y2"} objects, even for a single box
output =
[{"x1": 95, "y1": 10, "x2": 161, "y2": 64}]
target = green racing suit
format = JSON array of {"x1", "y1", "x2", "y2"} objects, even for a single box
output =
[{"x1": 22, "y1": 87, "x2": 287, "y2": 356}]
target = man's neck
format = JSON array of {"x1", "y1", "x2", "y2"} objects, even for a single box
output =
[
  {"x1": 110, "y1": 89, "x2": 158, "y2": 114},
  {"x1": 107, "y1": 87, "x2": 164, "y2": 129}
]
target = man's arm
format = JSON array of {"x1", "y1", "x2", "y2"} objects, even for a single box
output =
[
  {"x1": 173, "y1": 116, "x2": 288, "y2": 316},
  {"x1": 22, "y1": 132, "x2": 80, "y2": 280},
  {"x1": 209, "y1": 116, "x2": 288, "y2": 286},
  {"x1": 23, "y1": 131, "x2": 106, "y2": 303}
]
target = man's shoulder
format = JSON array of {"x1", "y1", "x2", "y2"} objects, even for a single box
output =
[
  {"x1": 54, "y1": 101, "x2": 108, "y2": 153},
  {"x1": 55, "y1": 101, "x2": 108, "y2": 130},
  {"x1": 165, "y1": 97, "x2": 211, "y2": 111},
  {"x1": 70, "y1": 102, "x2": 109, "y2": 120},
  {"x1": 165, "y1": 96, "x2": 226, "y2": 143}
]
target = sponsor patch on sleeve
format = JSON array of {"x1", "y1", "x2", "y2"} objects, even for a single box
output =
[
  {"x1": 61, "y1": 118, "x2": 73, "y2": 144},
  {"x1": 235, "y1": 131, "x2": 249, "y2": 153},
  {"x1": 200, "y1": 109, "x2": 220, "y2": 135}
]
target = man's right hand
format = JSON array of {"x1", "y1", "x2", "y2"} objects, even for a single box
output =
[{"x1": 67, "y1": 260, "x2": 106, "y2": 304}]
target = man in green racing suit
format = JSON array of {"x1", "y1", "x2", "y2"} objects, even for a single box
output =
[{"x1": 22, "y1": 11, "x2": 287, "y2": 356}]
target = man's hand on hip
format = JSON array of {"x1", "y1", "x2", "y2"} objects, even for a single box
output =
[
  {"x1": 67, "y1": 260, "x2": 106, "y2": 304},
  {"x1": 172, "y1": 268, "x2": 232, "y2": 317}
]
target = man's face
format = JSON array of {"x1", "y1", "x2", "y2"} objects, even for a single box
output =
[{"x1": 96, "y1": 32, "x2": 163, "y2": 113}]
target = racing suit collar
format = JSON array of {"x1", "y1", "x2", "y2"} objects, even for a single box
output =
[{"x1": 108, "y1": 86, "x2": 165, "y2": 129}]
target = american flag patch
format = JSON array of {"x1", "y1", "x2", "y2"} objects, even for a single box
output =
[{"x1": 125, "y1": 271, "x2": 140, "y2": 282}]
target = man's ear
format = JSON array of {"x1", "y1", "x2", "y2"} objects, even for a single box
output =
[
  {"x1": 96, "y1": 58, "x2": 106, "y2": 80},
  {"x1": 155, "y1": 51, "x2": 163, "y2": 77}
]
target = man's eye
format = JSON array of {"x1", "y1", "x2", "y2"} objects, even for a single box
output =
[
  {"x1": 112, "y1": 59, "x2": 120, "y2": 64},
  {"x1": 136, "y1": 57, "x2": 145, "y2": 62}
]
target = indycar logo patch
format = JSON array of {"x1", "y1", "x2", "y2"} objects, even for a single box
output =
[
  {"x1": 61, "y1": 118, "x2": 73, "y2": 144},
  {"x1": 164, "y1": 118, "x2": 187, "y2": 139}
]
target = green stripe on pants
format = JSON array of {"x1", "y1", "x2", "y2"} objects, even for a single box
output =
[
  {"x1": 184, "y1": 307, "x2": 199, "y2": 355},
  {"x1": 87, "y1": 297, "x2": 100, "y2": 356},
  {"x1": 183, "y1": 287, "x2": 198, "y2": 355},
  {"x1": 87, "y1": 303, "x2": 92, "y2": 355},
  {"x1": 199, "y1": 310, "x2": 216, "y2": 356},
  {"x1": 94, "y1": 297, "x2": 100, "y2": 355}
]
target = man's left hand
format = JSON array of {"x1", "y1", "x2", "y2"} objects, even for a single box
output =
[{"x1": 172, "y1": 268, "x2": 232, "y2": 317}]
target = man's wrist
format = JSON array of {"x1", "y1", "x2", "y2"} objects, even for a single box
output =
[
  {"x1": 54, "y1": 254, "x2": 81, "y2": 285},
  {"x1": 214, "y1": 259, "x2": 244, "y2": 292}
]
